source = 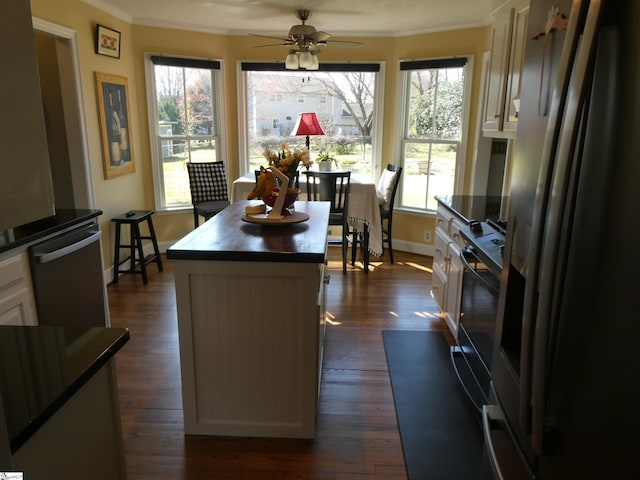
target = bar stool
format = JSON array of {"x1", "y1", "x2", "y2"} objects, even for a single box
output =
[{"x1": 112, "y1": 210, "x2": 163, "y2": 284}]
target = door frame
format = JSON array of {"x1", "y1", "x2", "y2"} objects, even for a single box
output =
[{"x1": 32, "y1": 17, "x2": 95, "y2": 209}]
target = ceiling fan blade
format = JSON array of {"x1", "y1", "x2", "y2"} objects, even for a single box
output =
[
  {"x1": 254, "y1": 42, "x2": 294, "y2": 48},
  {"x1": 325, "y1": 40, "x2": 364, "y2": 48},
  {"x1": 310, "y1": 31, "x2": 331, "y2": 42},
  {"x1": 249, "y1": 33, "x2": 292, "y2": 42}
]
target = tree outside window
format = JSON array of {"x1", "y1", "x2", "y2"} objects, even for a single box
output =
[
  {"x1": 242, "y1": 65, "x2": 380, "y2": 177},
  {"x1": 398, "y1": 58, "x2": 469, "y2": 212},
  {"x1": 147, "y1": 55, "x2": 222, "y2": 210}
]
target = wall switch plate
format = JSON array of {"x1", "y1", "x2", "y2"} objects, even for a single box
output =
[{"x1": 424, "y1": 230, "x2": 432, "y2": 242}]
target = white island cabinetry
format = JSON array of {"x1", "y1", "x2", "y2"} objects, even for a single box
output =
[{"x1": 168, "y1": 201, "x2": 330, "y2": 439}]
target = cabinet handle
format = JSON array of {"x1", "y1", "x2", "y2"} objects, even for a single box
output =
[
  {"x1": 453, "y1": 232, "x2": 460, "y2": 239},
  {"x1": 324, "y1": 274, "x2": 330, "y2": 285},
  {"x1": 493, "y1": 113, "x2": 501, "y2": 119},
  {"x1": 437, "y1": 218, "x2": 444, "y2": 224},
  {"x1": 435, "y1": 248, "x2": 441, "y2": 255}
]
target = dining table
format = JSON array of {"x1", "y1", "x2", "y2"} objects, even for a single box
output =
[{"x1": 231, "y1": 171, "x2": 382, "y2": 258}]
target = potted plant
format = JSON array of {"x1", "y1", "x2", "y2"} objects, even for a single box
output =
[{"x1": 316, "y1": 151, "x2": 337, "y2": 171}]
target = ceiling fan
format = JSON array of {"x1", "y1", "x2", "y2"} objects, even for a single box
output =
[{"x1": 249, "y1": 9, "x2": 363, "y2": 70}]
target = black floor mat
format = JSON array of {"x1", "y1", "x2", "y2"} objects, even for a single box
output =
[{"x1": 382, "y1": 330, "x2": 483, "y2": 480}]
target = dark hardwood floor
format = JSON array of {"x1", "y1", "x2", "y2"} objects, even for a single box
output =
[{"x1": 107, "y1": 248, "x2": 452, "y2": 479}]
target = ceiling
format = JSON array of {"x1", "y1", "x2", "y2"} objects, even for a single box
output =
[{"x1": 86, "y1": 0, "x2": 495, "y2": 38}]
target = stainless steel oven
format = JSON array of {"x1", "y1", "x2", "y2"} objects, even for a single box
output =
[{"x1": 451, "y1": 221, "x2": 504, "y2": 411}]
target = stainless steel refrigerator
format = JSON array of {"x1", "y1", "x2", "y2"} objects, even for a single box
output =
[{"x1": 483, "y1": 0, "x2": 640, "y2": 478}]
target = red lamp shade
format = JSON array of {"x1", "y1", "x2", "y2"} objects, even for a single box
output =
[{"x1": 291, "y1": 112, "x2": 325, "y2": 149}]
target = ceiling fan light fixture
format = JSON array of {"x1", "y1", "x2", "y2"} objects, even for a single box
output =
[
  {"x1": 299, "y1": 50, "x2": 314, "y2": 69},
  {"x1": 285, "y1": 50, "x2": 299, "y2": 70},
  {"x1": 308, "y1": 53, "x2": 319, "y2": 70}
]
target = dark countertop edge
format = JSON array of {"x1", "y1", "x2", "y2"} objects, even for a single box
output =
[
  {"x1": 9, "y1": 328, "x2": 130, "y2": 454},
  {"x1": 435, "y1": 196, "x2": 472, "y2": 224},
  {"x1": 166, "y1": 249, "x2": 326, "y2": 264},
  {"x1": 0, "y1": 209, "x2": 103, "y2": 255}
]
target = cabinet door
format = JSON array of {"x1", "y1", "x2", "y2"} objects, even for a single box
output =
[
  {"x1": 434, "y1": 228, "x2": 449, "y2": 275},
  {"x1": 503, "y1": 1, "x2": 530, "y2": 133},
  {"x1": 0, "y1": 289, "x2": 34, "y2": 326},
  {"x1": 0, "y1": 253, "x2": 36, "y2": 326},
  {"x1": 444, "y1": 244, "x2": 463, "y2": 337},
  {"x1": 431, "y1": 263, "x2": 447, "y2": 314},
  {"x1": 482, "y1": 6, "x2": 514, "y2": 133}
]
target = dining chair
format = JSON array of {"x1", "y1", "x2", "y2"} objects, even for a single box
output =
[
  {"x1": 186, "y1": 161, "x2": 230, "y2": 228},
  {"x1": 377, "y1": 164, "x2": 403, "y2": 263},
  {"x1": 305, "y1": 171, "x2": 351, "y2": 274}
]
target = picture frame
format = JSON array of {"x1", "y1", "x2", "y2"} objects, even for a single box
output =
[
  {"x1": 95, "y1": 72, "x2": 135, "y2": 179},
  {"x1": 96, "y1": 24, "x2": 121, "y2": 58}
]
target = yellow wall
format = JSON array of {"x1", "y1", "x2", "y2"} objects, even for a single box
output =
[{"x1": 29, "y1": 0, "x2": 490, "y2": 268}]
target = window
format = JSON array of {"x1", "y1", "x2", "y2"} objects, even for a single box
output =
[
  {"x1": 396, "y1": 57, "x2": 471, "y2": 212},
  {"x1": 239, "y1": 62, "x2": 383, "y2": 177},
  {"x1": 145, "y1": 55, "x2": 224, "y2": 210}
]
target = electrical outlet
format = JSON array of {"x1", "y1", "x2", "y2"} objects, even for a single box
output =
[{"x1": 424, "y1": 230, "x2": 432, "y2": 243}]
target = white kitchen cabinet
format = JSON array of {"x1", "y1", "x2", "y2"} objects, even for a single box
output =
[
  {"x1": 173, "y1": 259, "x2": 326, "y2": 439},
  {"x1": 443, "y1": 243, "x2": 463, "y2": 336},
  {"x1": 432, "y1": 202, "x2": 466, "y2": 337},
  {"x1": 482, "y1": 0, "x2": 530, "y2": 137},
  {"x1": 0, "y1": 252, "x2": 37, "y2": 326},
  {"x1": 503, "y1": 1, "x2": 530, "y2": 133},
  {"x1": 168, "y1": 201, "x2": 330, "y2": 440}
]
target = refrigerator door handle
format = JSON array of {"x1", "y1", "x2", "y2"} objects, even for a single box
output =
[
  {"x1": 518, "y1": 0, "x2": 587, "y2": 437},
  {"x1": 482, "y1": 405, "x2": 506, "y2": 480}
]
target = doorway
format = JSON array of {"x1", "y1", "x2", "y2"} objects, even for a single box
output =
[{"x1": 32, "y1": 18, "x2": 95, "y2": 210}]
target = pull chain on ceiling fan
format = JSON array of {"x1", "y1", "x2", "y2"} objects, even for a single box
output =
[{"x1": 249, "y1": 9, "x2": 363, "y2": 70}]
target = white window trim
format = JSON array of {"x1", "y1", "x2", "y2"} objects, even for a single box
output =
[
  {"x1": 392, "y1": 55, "x2": 474, "y2": 215},
  {"x1": 144, "y1": 52, "x2": 227, "y2": 213},
  {"x1": 236, "y1": 61, "x2": 385, "y2": 178}
]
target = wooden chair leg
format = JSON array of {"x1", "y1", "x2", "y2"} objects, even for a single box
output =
[
  {"x1": 362, "y1": 224, "x2": 370, "y2": 273},
  {"x1": 351, "y1": 230, "x2": 358, "y2": 266},
  {"x1": 193, "y1": 208, "x2": 199, "y2": 229}
]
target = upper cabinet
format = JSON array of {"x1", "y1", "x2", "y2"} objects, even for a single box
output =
[
  {"x1": 482, "y1": 0, "x2": 530, "y2": 137},
  {"x1": 1, "y1": 0, "x2": 55, "y2": 231}
]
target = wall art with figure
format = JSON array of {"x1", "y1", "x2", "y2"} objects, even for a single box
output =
[{"x1": 95, "y1": 72, "x2": 135, "y2": 179}]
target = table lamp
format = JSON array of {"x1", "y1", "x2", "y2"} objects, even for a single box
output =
[{"x1": 291, "y1": 112, "x2": 325, "y2": 150}]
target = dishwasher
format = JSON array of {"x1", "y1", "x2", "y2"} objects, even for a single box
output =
[{"x1": 29, "y1": 223, "x2": 109, "y2": 327}]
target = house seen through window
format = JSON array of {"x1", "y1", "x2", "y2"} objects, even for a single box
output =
[{"x1": 241, "y1": 63, "x2": 382, "y2": 177}]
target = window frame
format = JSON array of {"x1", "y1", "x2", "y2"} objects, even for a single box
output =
[
  {"x1": 394, "y1": 56, "x2": 474, "y2": 214},
  {"x1": 144, "y1": 53, "x2": 226, "y2": 213},
  {"x1": 236, "y1": 61, "x2": 385, "y2": 178}
]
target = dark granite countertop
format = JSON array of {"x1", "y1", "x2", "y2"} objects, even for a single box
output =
[
  {"x1": 435, "y1": 195, "x2": 506, "y2": 224},
  {"x1": 167, "y1": 200, "x2": 330, "y2": 264},
  {"x1": 0, "y1": 325, "x2": 129, "y2": 453},
  {"x1": 0, "y1": 208, "x2": 103, "y2": 254}
]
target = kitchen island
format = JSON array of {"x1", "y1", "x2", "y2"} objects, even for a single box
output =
[{"x1": 167, "y1": 200, "x2": 330, "y2": 439}]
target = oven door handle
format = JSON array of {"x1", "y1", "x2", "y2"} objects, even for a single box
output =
[{"x1": 460, "y1": 250, "x2": 500, "y2": 294}]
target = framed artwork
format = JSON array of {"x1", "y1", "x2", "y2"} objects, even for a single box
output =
[
  {"x1": 95, "y1": 72, "x2": 135, "y2": 179},
  {"x1": 96, "y1": 24, "x2": 121, "y2": 58}
]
